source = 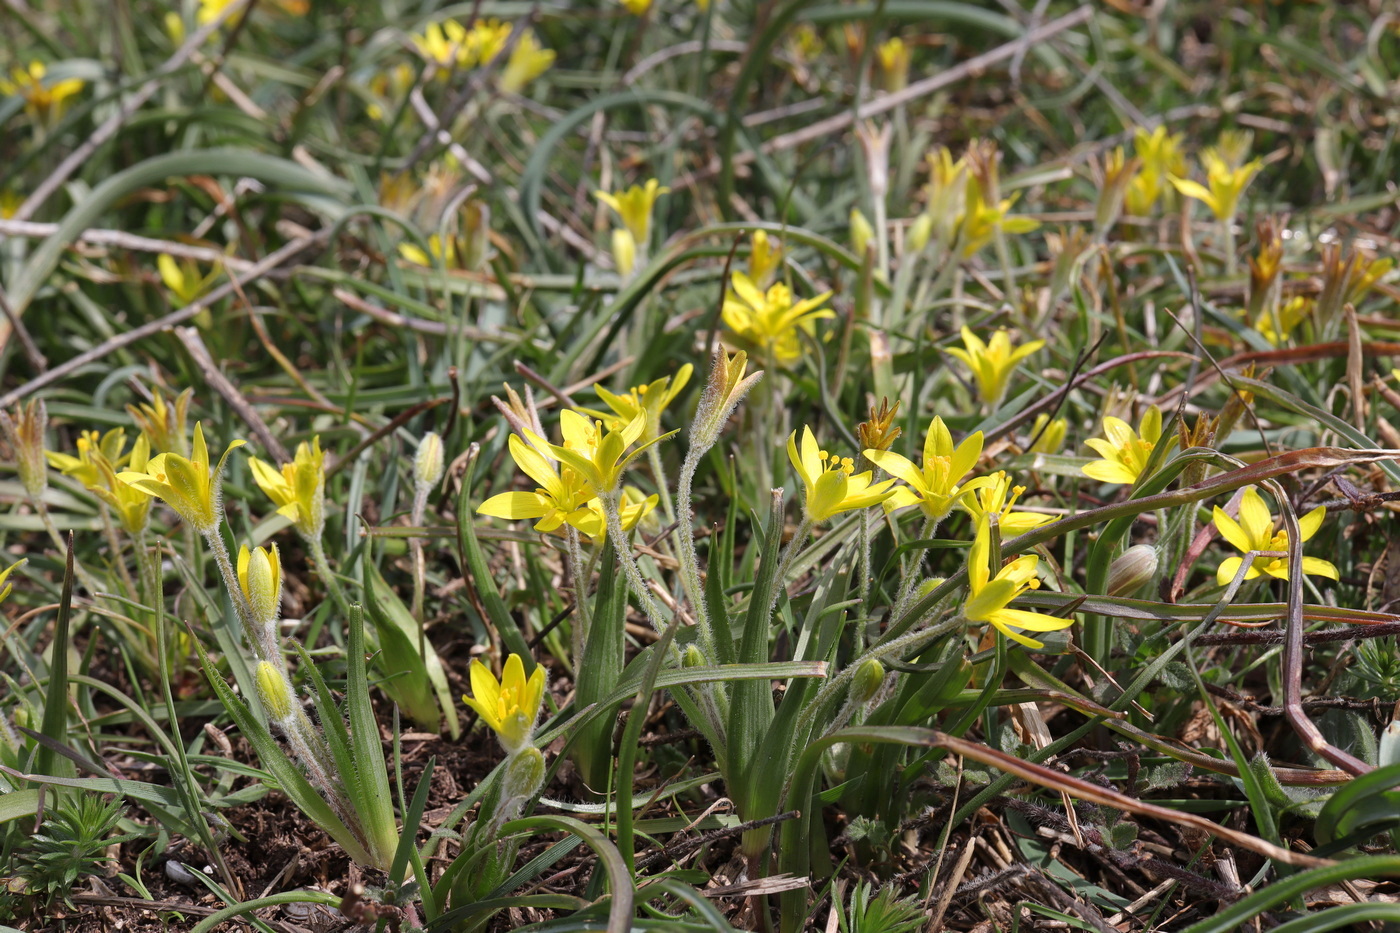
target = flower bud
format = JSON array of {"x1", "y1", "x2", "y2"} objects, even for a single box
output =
[
  {"x1": 690, "y1": 350, "x2": 763, "y2": 454},
  {"x1": 850, "y1": 659, "x2": 885, "y2": 706},
  {"x1": 256, "y1": 661, "x2": 294, "y2": 721},
  {"x1": 1380, "y1": 705, "x2": 1400, "y2": 768},
  {"x1": 0, "y1": 399, "x2": 48, "y2": 500},
  {"x1": 906, "y1": 212, "x2": 933, "y2": 255},
  {"x1": 502, "y1": 745, "x2": 546, "y2": 801},
  {"x1": 611, "y1": 227, "x2": 637, "y2": 278},
  {"x1": 237, "y1": 544, "x2": 282, "y2": 629},
  {"x1": 682, "y1": 645, "x2": 704, "y2": 668},
  {"x1": 414, "y1": 432, "x2": 445, "y2": 490},
  {"x1": 850, "y1": 208, "x2": 874, "y2": 260},
  {"x1": 1106, "y1": 544, "x2": 1159, "y2": 598}
]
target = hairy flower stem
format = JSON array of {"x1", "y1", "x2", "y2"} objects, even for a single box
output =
[
  {"x1": 647, "y1": 446, "x2": 675, "y2": 524},
  {"x1": 564, "y1": 525, "x2": 592, "y2": 665},
  {"x1": 97, "y1": 502, "x2": 137, "y2": 600},
  {"x1": 202, "y1": 527, "x2": 282, "y2": 672},
  {"x1": 410, "y1": 483, "x2": 431, "y2": 653},
  {"x1": 770, "y1": 514, "x2": 813, "y2": 619},
  {"x1": 601, "y1": 489, "x2": 672, "y2": 639},
  {"x1": 892, "y1": 517, "x2": 940, "y2": 622},
  {"x1": 138, "y1": 534, "x2": 238, "y2": 891},
  {"x1": 674, "y1": 444, "x2": 712, "y2": 656},
  {"x1": 306, "y1": 534, "x2": 353, "y2": 620},
  {"x1": 857, "y1": 507, "x2": 874, "y2": 639}
]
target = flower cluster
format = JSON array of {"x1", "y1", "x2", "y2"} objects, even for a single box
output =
[{"x1": 477, "y1": 369, "x2": 689, "y2": 540}]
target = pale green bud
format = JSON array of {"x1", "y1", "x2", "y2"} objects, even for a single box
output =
[
  {"x1": 1106, "y1": 544, "x2": 1159, "y2": 598},
  {"x1": 611, "y1": 227, "x2": 637, "y2": 278},
  {"x1": 682, "y1": 645, "x2": 704, "y2": 668},
  {"x1": 850, "y1": 208, "x2": 875, "y2": 260},
  {"x1": 851, "y1": 659, "x2": 885, "y2": 706},
  {"x1": 907, "y1": 213, "x2": 933, "y2": 255},
  {"x1": 414, "y1": 432, "x2": 445, "y2": 489},
  {"x1": 256, "y1": 661, "x2": 294, "y2": 721},
  {"x1": 502, "y1": 745, "x2": 546, "y2": 801},
  {"x1": 237, "y1": 544, "x2": 282, "y2": 629}
]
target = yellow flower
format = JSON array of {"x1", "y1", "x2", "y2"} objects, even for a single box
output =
[
  {"x1": 568, "y1": 488, "x2": 659, "y2": 541},
  {"x1": 1082, "y1": 406, "x2": 1174, "y2": 485},
  {"x1": 463, "y1": 653, "x2": 546, "y2": 754},
  {"x1": 117, "y1": 422, "x2": 245, "y2": 535},
  {"x1": 865, "y1": 417, "x2": 989, "y2": 521},
  {"x1": 398, "y1": 234, "x2": 458, "y2": 268},
  {"x1": 478, "y1": 432, "x2": 595, "y2": 532},
  {"x1": 158, "y1": 254, "x2": 222, "y2": 305},
  {"x1": 412, "y1": 20, "x2": 469, "y2": 70},
  {"x1": 1213, "y1": 487, "x2": 1337, "y2": 586},
  {"x1": 88, "y1": 434, "x2": 154, "y2": 535},
  {"x1": 0, "y1": 61, "x2": 84, "y2": 124},
  {"x1": 500, "y1": 29, "x2": 555, "y2": 93},
  {"x1": 1252, "y1": 295, "x2": 1311, "y2": 346},
  {"x1": 1169, "y1": 151, "x2": 1264, "y2": 222},
  {"x1": 959, "y1": 471, "x2": 1050, "y2": 537},
  {"x1": 620, "y1": 0, "x2": 652, "y2": 13},
  {"x1": 588, "y1": 365, "x2": 693, "y2": 443},
  {"x1": 1125, "y1": 125, "x2": 1186, "y2": 214},
  {"x1": 46, "y1": 428, "x2": 129, "y2": 489},
  {"x1": 0, "y1": 559, "x2": 26, "y2": 605},
  {"x1": 595, "y1": 179, "x2": 669, "y2": 246},
  {"x1": 721, "y1": 271, "x2": 835, "y2": 367},
  {"x1": 247, "y1": 437, "x2": 327, "y2": 540},
  {"x1": 922, "y1": 146, "x2": 968, "y2": 249},
  {"x1": 944, "y1": 326, "x2": 1044, "y2": 406},
  {"x1": 127, "y1": 388, "x2": 193, "y2": 457},
  {"x1": 470, "y1": 20, "x2": 514, "y2": 65},
  {"x1": 963, "y1": 518, "x2": 1068, "y2": 649},
  {"x1": 1026, "y1": 414, "x2": 1066, "y2": 456},
  {"x1": 237, "y1": 543, "x2": 282, "y2": 629},
  {"x1": 546, "y1": 409, "x2": 667, "y2": 496},
  {"x1": 787, "y1": 426, "x2": 896, "y2": 524},
  {"x1": 875, "y1": 37, "x2": 910, "y2": 93},
  {"x1": 956, "y1": 176, "x2": 1038, "y2": 258},
  {"x1": 748, "y1": 231, "x2": 783, "y2": 287}
]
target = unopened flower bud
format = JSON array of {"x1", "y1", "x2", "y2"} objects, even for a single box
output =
[
  {"x1": 502, "y1": 745, "x2": 546, "y2": 801},
  {"x1": 256, "y1": 661, "x2": 294, "y2": 721},
  {"x1": 691, "y1": 350, "x2": 763, "y2": 453},
  {"x1": 850, "y1": 208, "x2": 875, "y2": 260},
  {"x1": 851, "y1": 659, "x2": 885, "y2": 706},
  {"x1": 237, "y1": 544, "x2": 282, "y2": 629},
  {"x1": 414, "y1": 432, "x2": 445, "y2": 490},
  {"x1": 682, "y1": 645, "x2": 704, "y2": 668},
  {"x1": 1107, "y1": 544, "x2": 1159, "y2": 598},
  {"x1": 906, "y1": 212, "x2": 933, "y2": 255},
  {"x1": 0, "y1": 399, "x2": 48, "y2": 500},
  {"x1": 611, "y1": 227, "x2": 637, "y2": 278}
]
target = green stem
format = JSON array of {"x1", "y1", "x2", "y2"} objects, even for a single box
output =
[
  {"x1": 306, "y1": 534, "x2": 353, "y2": 619},
  {"x1": 892, "y1": 515, "x2": 939, "y2": 622},
  {"x1": 674, "y1": 442, "x2": 711, "y2": 655},
  {"x1": 139, "y1": 533, "x2": 238, "y2": 892},
  {"x1": 647, "y1": 445, "x2": 675, "y2": 524},
  {"x1": 97, "y1": 502, "x2": 137, "y2": 601},
  {"x1": 601, "y1": 489, "x2": 671, "y2": 637},
  {"x1": 564, "y1": 525, "x2": 592, "y2": 666}
]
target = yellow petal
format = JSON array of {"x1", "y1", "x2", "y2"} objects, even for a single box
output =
[
  {"x1": 1237, "y1": 488, "x2": 1273, "y2": 547},
  {"x1": 1212, "y1": 506, "x2": 1252, "y2": 554}
]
